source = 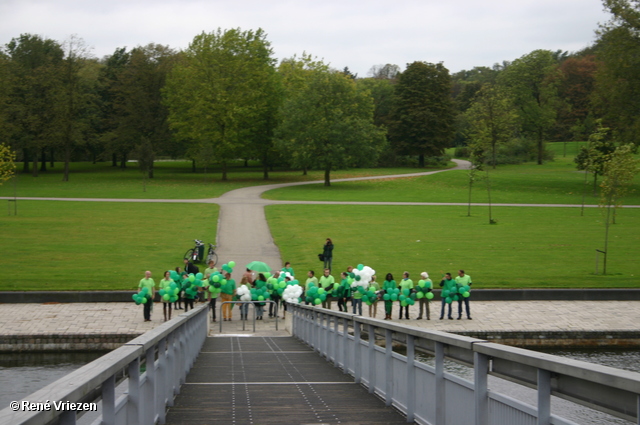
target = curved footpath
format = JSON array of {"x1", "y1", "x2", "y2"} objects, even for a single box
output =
[{"x1": 1, "y1": 159, "x2": 639, "y2": 350}]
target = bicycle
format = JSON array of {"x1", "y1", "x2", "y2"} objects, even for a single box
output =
[
  {"x1": 206, "y1": 243, "x2": 218, "y2": 265},
  {"x1": 184, "y1": 239, "x2": 205, "y2": 263}
]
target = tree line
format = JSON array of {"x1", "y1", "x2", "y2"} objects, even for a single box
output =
[{"x1": 0, "y1": 0, "x2": 638, "y2": 186}]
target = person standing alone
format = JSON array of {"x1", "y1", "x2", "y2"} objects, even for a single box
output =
[{"x1": 138, "y1": 271, "x2": 155, "y2": 322}]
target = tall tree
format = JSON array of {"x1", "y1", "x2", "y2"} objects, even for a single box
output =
[
  {"x1": 465, "y1": 84, "x2": 518, "y2": 168},
  {"x1": 4, "y1": 34, "x2": 64, "y2": 176},
  {"x1": 390, "y1": 61, "x2": 455, "y2": 167},
  {"x1": 498, "y1": 50, "x2": 560, "y2": 164},
  {"x1": 594, "y1": 0, "x2": 640, "y2": 145},
  {"x1": 57, "y1": 36, "x2": 98, "y2": 181},
  {"x1": 275, "y1": 69, "x2": 386, "y2": 186},
  {"x1": 164, "y1": 28, "x2": 278, "y2": 181},
  {"x1": 113, "y1": 43, "x2": 177, "y2": 178}
]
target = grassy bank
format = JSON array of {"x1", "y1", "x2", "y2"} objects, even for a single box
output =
[
  {"x1": 0, "y1": 201, "x2": 218, "y2": 290},
  {"x1": 266, "y1": 204, "x2": 640, "y2": 288}
]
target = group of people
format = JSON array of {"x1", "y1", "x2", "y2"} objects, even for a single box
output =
[
  {"x1": 137, "y1": 254, "x2": 474, "y2": 323},
  {"x1": 304, "y1": 267, "x2": 473, "y2": 320}
]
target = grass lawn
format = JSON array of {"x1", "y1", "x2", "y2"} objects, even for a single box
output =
[
  {"x1": 266, "y1": 204, "x2": 640, "y2": 288},
  {"x1": 0, "y1": 161, "x2": 436, "y2": 199},
  {"x1": 263, "y1": 155, "x2": 640, "y2": 205},
  {"x1": 0, "y1": 201, "x2": 218, "y2": 290}
]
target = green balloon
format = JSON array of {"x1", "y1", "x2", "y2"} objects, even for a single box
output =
[
  {"x1": 463, "y1": 291, "x2": 470, "y2": 298},
  {"x1": 391, "y1": 294, "x2": 398, "y2": 301},
  {"x1": 314, "y1": 298, "x2": 322, "y2": 305},
  {"x1": 383, "y1": 294, "x2": 390, "y2": 301},
  {"x1": 163, "y1": 294, "x2": 170, "y2": 301},
  {"x1": 357, "y1": 264, "x2": 364, "y2": 271},
  {"x1": 442, "y1": 290, "x2": 450, "y2": 298},
  {"x1": 416, "y1": 292, "x2": 424, "y2": 299},
  {"x1": 426, "y1": 292, "x2": 434, "y2": 300},
  {"x1": 418, "y1": 280, "x2": 425, "y2": 288},
  {"x1": 445, "y1": 297, "x2": 452, "y2": 304},
  {"x1": 229, "y1": 261, "x2": 236, "y2": 268}
]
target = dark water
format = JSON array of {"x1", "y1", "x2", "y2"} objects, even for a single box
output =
[
  {"x1": 0, "y1": 351, "x2": 107, "y2": 410},
  {"x1": 417, "y1": 347, "x2": 640, "y2": 425}
]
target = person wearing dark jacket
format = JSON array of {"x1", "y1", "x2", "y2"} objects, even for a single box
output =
[{"x1": 323, "y1": 238, "x2": 334, "y2": 271}]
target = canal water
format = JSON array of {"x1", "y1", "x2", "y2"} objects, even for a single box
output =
[{"x1": 0, "y1": 348, "x2": 638, "y2": 424}]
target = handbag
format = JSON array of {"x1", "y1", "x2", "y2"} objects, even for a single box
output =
[{"x1": 318, "y1": 253, "x2": 325, "y2": 262}]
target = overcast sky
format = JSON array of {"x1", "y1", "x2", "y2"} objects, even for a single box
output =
[{"x1": 0, "y1": 0, "x2": 611, "y2": 76}]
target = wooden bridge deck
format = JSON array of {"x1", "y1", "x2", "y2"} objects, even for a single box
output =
[{"x1": 165, "y1": 336, "x2": 409, "y2": 424}]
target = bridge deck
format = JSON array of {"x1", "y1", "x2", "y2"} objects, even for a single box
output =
[{"x1": 165, "y1": 336, "x2": 409, "y2": 424}]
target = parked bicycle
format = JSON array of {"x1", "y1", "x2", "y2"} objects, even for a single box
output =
[
  {"x1": 184, "y1": 239, "x2": 205, "y2": 264},
  {"x1": 206, "y1": 243, "x2": 218, "y2": 265}
]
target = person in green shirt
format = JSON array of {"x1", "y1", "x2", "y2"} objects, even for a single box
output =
[
  {"x1": 304, "y1": 270, "x2": 318, "y2": 305},
  {"x1": 382, "y1": 273, "x2": 397, "y2": 320},
  {"x1": 220, "y1": 272, "x2": 236, "y2": 321},
  {"x1": 367, "y1": 275, "x2": 380, "y2": 318},
  {"x1": 439, "y1": 273, "x2": 456, "y2": 320},
  {"x1": 416, "y1": 272, "x2": 433, "y2": 320},
  {"x1": 455, "y1": 269, "x2": 473, "y2": 320},
  {"x1": 159, "y1": 271, "x2": 173, "y2": 322},
  {"x1": 204, "y1": 260, "x2": 218, "y2": 279},
  {"x1": 207, "y1": 273, "x2": 222, "y2": 323},
  {"x1": 399, "y1": 271, "x2": 414, "y2": 320},
  {"x1": 318, "y1": 268, "x2": 335, "y2": 309},
  {"x1": 138, "y1": 271, "x2": 155, "y2": 322},
  {"x1": 336, "y1": 272, "x2": 351, "y2": 312},
  {"x1": 281, "y1": 262, "x2": 294, "y2": 277}
]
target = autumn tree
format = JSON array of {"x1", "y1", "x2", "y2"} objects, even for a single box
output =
[
  {"x1": 0, "y1": 143, "x2": 15, "y2": 184},
  {"x1": 390, "y1": 61, "x2": 455, "y2": 167},
  {"x1": 275, "y1": 68, "x2": 386, "y2": 186},
  {"x1": 164, "y1": 28, "x2": 278, "y2": 180}
]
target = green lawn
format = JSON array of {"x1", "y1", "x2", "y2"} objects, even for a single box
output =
[
  {"x1": 267, "y1": 204, "x2": 640, "y2": 288},
  {"x1": 0, "y1": 161, "x2": 436, "y2": 199},
  {"x1": 263, "y1": 155, "x2": 640, "y2": 205},
  {"x1": 0, "y1": 201, "x2": 218, "y2": 290}
]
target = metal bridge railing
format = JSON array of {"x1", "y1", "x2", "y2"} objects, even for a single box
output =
[
  {"x1": 0, "y1": 304, "x2": 208, "y2": 425},
  {"x1": 219, "y1": 300, "x2": 279, "y2": 332},
  {"x1": 289, "y1": 303, "x2": 640, "y2": 425}
]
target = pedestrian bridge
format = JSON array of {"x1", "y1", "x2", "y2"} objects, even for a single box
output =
[{"x1": 2, "y1": 303, "x2": 640, "y2": 425}]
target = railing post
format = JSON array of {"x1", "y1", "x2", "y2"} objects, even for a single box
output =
[
  {"x1": 128, "y1": 357, "x2": 141, "y2": 424},
  {"x1": 368, "y1": 324, "x2": 376, "y2": 394},
  {"x1": 342, "y1": 317, "x2": 349, "y2": 374},
  {"x1": 435, "y1": 341, "x2": 445, "y2": 425},
  {"x1": 354, "y1": 319, "x2": 362, "y2": 384},
  {"x1": 158, "y1": 338, "x2": 167, "y2": 424},
  {"x1": 144, "y1": 346, "x2": 155, "y2": 425},
  {"x1": 537, "y1": 369, "x2": 551, "y2": 425},
  {"x1": 385, "y1": 328, "x2": 393, "y2": 406},
  {"x1": 474, "y1": 351, "x2": 489, "y2": 425},
  {"x1": 102, "y1": 375, "x2": 116, "y2": 425},
  {"x1": 333, "y1": 315, "x2": 339, "y2": 365},
  {"x1": 406, "y1": 334, "x2": 415, "y2": 423}
]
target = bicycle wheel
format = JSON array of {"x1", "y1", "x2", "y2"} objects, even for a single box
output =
[
  {"x1": 184, "y1": 249, "x2": 195, "y2": 261},
  {"x1": 206, "y1": 250, "x2": 217, "y2": 264}
]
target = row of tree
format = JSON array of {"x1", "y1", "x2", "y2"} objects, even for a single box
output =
[{"x1": 0, "y1": 0, "x2": 639, "y2": 186}]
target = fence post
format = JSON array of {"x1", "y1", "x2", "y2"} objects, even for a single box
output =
[
  {"x1": 368, "y1": 324, "x2": 376, "y2": 394},
  {"x1": 474, "y1": 352, "x2": 489, "y2": 425},
  {"x1": 385, "y1": 328, "x2": 393, "y2": 407},
  {"x1": 406, "y1": 334, "x2": 415, "y2": 423},
  {"x1": 537, "y1": 369, "x2": 551, "y2": 425},
  {"x1": 128, "y1": 357, "x2": 141, "y2": 424},
  {"x1": 102, "y1": 375, "x2": 116, "y2": 425},
  {"x1": 435, "y1": 341, "x2": 445, "y2": 425},
  {"x1": 354, "y1": 320, "x2": 361, "y2": 383},
  {"x1": 342, "y1": 317, "x2": 349, "y2": 374}
]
